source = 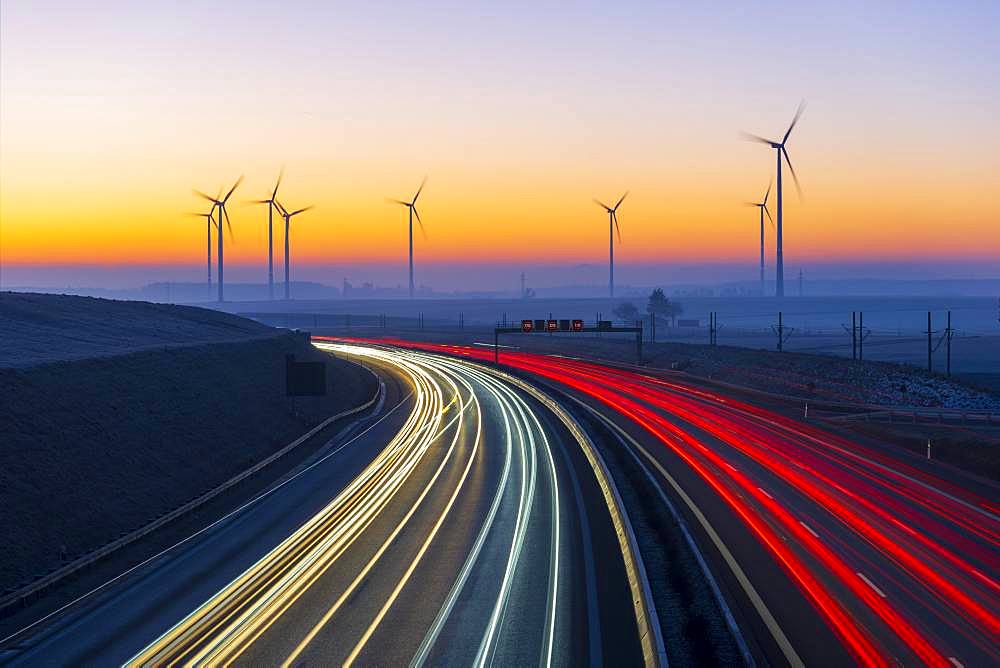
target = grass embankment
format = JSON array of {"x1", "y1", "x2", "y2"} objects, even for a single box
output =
[{"x1": 0, "y1": 294, "x2": 377, "y2": 593}]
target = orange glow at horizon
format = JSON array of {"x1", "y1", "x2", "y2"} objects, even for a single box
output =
[{"x1": 2, "y1": 3, "x2": 998, "y2": 275}]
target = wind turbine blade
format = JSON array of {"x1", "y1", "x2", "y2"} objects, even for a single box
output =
[
  {"x1": 782, "y1": 147, "x2": 803, "y2": 198},
  {"x1": 744, "y1": 202, "x2": 760, "y2": 207},
  {"x1": 740, "y1": 131, "x2": 778, "y2": 145},
  {"x1": 593, "y1": 198, "x2": 611, "y2": 211},
  {"x1": 274, "y1": 199, "x2": 287, "y2": 216},
  {"x1": 222, "y1": 175, "x2": 244, "y2": 203},
  {"x1": 413, "y1": 206, "x2": 428, "y2": 240},
  {"x1": 271, "y1": 168, "x2": 283, "y2": 200},
  {"x1": 782, "y1": 99, "x2": 806, "y2": 144},
  {"x1": 614, "y1": 191, "x2": 629, "y2": 210},
  {"x1": 386, "y1": 197, "x2": 410, "y2": 206},
  {"x1": 412, "y1": 176, "x2": 427, "y2": 204},
  {"x1": 289, "y1": 205, "x2": 314, "y2": 217},
  {"x1": 764, "y1": 205, "x2": 775, "y2": 229},
  {"x1": 193, "y1": 189, "x2": 219, "y2": 204},
  {"x1": 223, "y1": 206, "x2": 234, "y2": 242},
  {"x1": 613, "y1": 211, "x2": 622, "y2": 243},
  {"x1": 763, "y1": 179, "x2": 772, "y2": 206}
]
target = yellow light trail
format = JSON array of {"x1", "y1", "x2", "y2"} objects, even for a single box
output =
[
  {"x1": 126, "y1": 344, "x2": 568, "y2": 666},
  {"x1": 126, "y1": 348, "x2": 454, "y2": 666}
]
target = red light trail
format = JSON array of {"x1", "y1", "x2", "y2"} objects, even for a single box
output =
[{"x1": 317, "y1": 336, "x2": 1000, "y2": 665}]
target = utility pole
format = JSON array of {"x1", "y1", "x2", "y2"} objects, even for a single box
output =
[
  {"x1": 650, "y1": 311, "x2": 655, "y2": 344},
  {"x1": 798, "y1": 268, "x2": 803, "y2": 297},
  {"x1": 946, "y1": 310, "x2": 953, "y2": 377},
  {"x1": 520, "y1": 272, "x2": 526, "y2": 299},
  {"x1": 852, "y1": 311, "x2": 857, "y2": 360},
  {"x1": 777, "y1": 311, "x2": 784, "y2": 352},
  {"x1": 926, "y1": 311, "x2": 933, "y2": 373},
  {"x1": 859, "y1": 311, "x2": 864, "y2": 361}
]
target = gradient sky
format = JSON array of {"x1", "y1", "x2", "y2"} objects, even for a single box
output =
[{"x1": 2, "y1": 1, "x2": 998, "y2": 288}]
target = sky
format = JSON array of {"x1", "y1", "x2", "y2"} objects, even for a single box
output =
[{"x1": 1, "y1": 1, "x2": 998, "y2": 290}]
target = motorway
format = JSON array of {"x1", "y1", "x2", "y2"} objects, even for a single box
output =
[
  {"x1": 330, "y1": 337, "x2": 1000, "y2": 668},
  {"x1": 0, "y1": 344, "x2": 645, "y2": 666}
]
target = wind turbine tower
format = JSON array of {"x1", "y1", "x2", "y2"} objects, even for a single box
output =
[
  {"x1": 188, "y1": 209, "x2": 216, "y2": 293},
  {"x1": 274, "y1": 200, "x2": 314, "y2": 300},
  {"x1": 388, "y1": 178, "x2": 427, "y2": 299},
  {"x1": 252, "y1": 171, "x2": 283, "y2": 299},
  {"x1": 593, "y1": 192, "x2": 628, "y2": 297},
  {"x1": 744, "y1": 103, "x2": 804, "y2": 298},
  {"x1": 195, "y1": 176, "x2": 243, "y2": 302},
  {"x1": 746, "y1": 181, "x2": 774, "y2": 296}
]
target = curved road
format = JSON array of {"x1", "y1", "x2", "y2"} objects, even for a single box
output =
[
  {"x1": 0, "y1": 344, "x2": 643, "y2": 666},
  {"x1": 338, "y1": 337, "x2": 1000, "y2": 668}
]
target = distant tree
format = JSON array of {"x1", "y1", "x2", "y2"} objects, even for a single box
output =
[
  {"x1": 647, "y1": 288, "x2": 684, "y2": 326},
  {"x1": 613, "y1": 301, "x2": 639, "y2": 323}
]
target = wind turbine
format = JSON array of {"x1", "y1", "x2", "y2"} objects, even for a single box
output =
[
  {"x1": 743, "y1": 102, "x2": 804, "y2": 298},
  {"x1": 274, "y1": 200, "x2": 314, "y2": 300},
  {"x1": 251, "y1": 170, "x2": 283, "y2": 299},
  {"x1": 194, "y1": 176, "x2": 243, "y2": 302},
  {"x1": 187, "y1": 208, "x2": 217, "y2": 294},
  {"x1": 593, "y1": 191, "x2": 627, "y2": 297},
  {"x1": 387, "y1": 178, "x2": 427, "y2": 299},
  {"x1": 745, "y1": 181, "x2": 774, "y2": 296}
]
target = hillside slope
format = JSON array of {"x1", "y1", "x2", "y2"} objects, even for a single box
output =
[
  {"x1": 0, "y1": 294, "x2": 377, "y2": 593},
  {"x1": 0, "y1": 292, "x2": 274, "y2": 367}
]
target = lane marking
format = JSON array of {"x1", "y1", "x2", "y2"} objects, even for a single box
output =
[
  {"x1": 799, "y1": 521, "x2": 819, "y2": 539},
  {"x1": 856, "y1": 572, "x2": 887, "y2": 598}
]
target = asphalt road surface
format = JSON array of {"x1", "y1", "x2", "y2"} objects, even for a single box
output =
[
  {"x1": 0, "y1": 344, "x2": 643, "y2": 666},
  {"x1": 334, "y1": 337, "x2": 1000, "y2": 668}
]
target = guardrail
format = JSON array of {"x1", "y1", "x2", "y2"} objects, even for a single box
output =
[
  {"x1": 0, "y1": 373, "x2": 383, "y2": 618},
  {"x1": 818, "y1": 408, "x2": 1000, "y2": 426}
]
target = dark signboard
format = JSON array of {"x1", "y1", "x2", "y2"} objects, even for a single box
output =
[
  {"x1": 286, "y1": 354, "x2": 327, "y2": 396},
  {"x1": 521, "y1": 319, "x2": 534, "y2": 332}
]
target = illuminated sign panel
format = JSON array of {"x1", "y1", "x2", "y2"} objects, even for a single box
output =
[{"x1": 521, "y1": 319, "x2": 534, "y2": 332}]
